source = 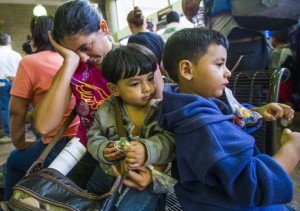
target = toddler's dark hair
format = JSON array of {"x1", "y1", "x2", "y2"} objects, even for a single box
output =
[{"x1": 102, "y1": 43, "x2": 157, "y2": 84}]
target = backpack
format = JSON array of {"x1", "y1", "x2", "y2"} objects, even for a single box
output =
[
  {"x1": 201, "y1": 0, "x2": 300, "y2": 31},
  {"x1": 231, "y1": 0, "x2": 300, "y2": 31}
]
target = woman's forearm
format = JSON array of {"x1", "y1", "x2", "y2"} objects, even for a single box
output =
[
  {"x1": 9, "y1": 96, "x2": 30, "y2": 149},
  {"x1": 33, "y1": 62, "x2": 74, "y2": 135}
]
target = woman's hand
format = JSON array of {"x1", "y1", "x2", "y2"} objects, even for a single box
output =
[
  {"x1": 48, "y1": 31, "x2": 80, "y2": 65},
  {"x1": 112, "y1": 165, "x2": 153, "y2": 191}
]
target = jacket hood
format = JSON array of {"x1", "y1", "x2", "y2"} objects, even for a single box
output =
[{"x1": 159, "y1": 84, "x2": 233, "y2": 134}]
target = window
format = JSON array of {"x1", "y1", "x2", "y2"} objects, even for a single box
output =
[{"x1": 116, "y1": 0, "x2": 174, "y2": 30}]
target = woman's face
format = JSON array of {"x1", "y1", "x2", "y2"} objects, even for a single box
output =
[{"x1": 60, "y1": 21, "x2": 112, "y2": 67}]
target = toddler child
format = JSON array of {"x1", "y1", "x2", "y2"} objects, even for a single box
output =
[{"x1": 87, "y1": 43, "x2": 175, "y2": 210}]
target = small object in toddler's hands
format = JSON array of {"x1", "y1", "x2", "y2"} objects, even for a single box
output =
[{"x1": 115, "y1": 137, "x2": 130, "y2": 151}]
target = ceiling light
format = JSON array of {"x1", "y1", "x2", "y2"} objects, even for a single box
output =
[{"x1": 33, "y1": 4, "x2": 47, "y2": 17}]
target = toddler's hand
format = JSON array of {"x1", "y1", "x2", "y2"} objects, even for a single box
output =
[
  {"x1": 103, "y1": 142, "x2": 124, "y2": 162},
  {"x1": 123, "y1": 141, "x2": 147, "y2": 169}
]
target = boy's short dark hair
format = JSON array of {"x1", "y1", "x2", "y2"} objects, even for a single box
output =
[
  {"x1": 163, "y1": 28, "x2": 229, "y2": 83},
  {"x1": 102, "y1": 43, "x2": 157, "y2": 84},
  {"x1": 166, "y1": 10, "x2": 180, "y2": 24}
]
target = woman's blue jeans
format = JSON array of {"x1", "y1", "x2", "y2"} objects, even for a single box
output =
[
  {"x1": 4, "y1": 137, "x2": 69, "y2": 200},
  {"x1": 0, "y1": 79, "x2": 11, "y2": 137},
  {"x1": 87, "y1": 164, "x2": 161, "y2": 211}
]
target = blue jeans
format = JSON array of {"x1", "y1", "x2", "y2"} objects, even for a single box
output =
[
  {"x1": 4, "y1": 137, "x2": 70, "y2": 200},
  {"x1": 87, "y1": 164, "x2": 161, "y2": 211},
  {"x1": 227, "y1": 29, "x2": 270, "y2": 72},
  {"x1": 0, "y1": 80, "x2": 11, "y2": 137},
  {"x1": 67, "y1": 152, "x2": 98, "y2": 189}
]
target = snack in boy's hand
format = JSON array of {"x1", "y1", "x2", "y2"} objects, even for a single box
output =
[
  {"x1": 115, "y1": 137, "x2": 130, "y2": 152},
  {"x1": 225, "y1": 87, "x2": 262, "y2": 127}
]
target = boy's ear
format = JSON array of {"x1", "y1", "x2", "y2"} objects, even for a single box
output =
[
  {"x1": 179, "y1": 60, "x2": 193, "y2": 81},
  {"x1": 107, "y1": 82, "x2": 120, "y2": 96}
]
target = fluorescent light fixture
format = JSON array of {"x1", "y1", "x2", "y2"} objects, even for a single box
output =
[{"x1": 33, "y1": 4, "x2": 47, "y2": 16}]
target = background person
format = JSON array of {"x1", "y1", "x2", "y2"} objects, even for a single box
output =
[
  {"x1": 4, "y1": 15, "x2": 79, "y2": 200},
  {"x1": 0, "y1": 33, "x2": 22, "y2": 143},
  {"x1": 182, "y1": 0, "x2": 270, "y2": 72},
  {"x1": 161, "y1": 10, "x2": 186, "y2": 42},
  {"x1": 33, "y1": 0, "x2": 164, "y2": 201},
  {"x1": 127, "y1": 6, "x2": 164, "y2": 68},
  {"x1": 87, "y1": 44, "x2": 175, "y2": 210},
  {"x1": 269, "y1": 29, "x2": 296, "y2": 107}
]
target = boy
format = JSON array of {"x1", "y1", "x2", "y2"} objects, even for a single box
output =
[
  {"x1": 159, "y1": 28, "x2": 299, "y2": 210},
  {"x1": 87, "y1": 43, "x2": 175, "y2": 210}
]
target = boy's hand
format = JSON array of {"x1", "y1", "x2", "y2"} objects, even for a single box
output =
[
  {"x1": 255, "y1": 103, "x2": 294, "y2": 121},
  {"x1": 123, "y1": 141, "x2": 147, "y2": 169},
  {"x1": 103, "y1": 142, "x2": 125, "y2": 162}
]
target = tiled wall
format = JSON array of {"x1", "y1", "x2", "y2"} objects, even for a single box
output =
[{"x1": 0, "y1": 4, "x2": 59, "y2": 56}]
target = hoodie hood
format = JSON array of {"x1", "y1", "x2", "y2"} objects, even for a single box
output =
[{"x1": 159, "y1": 84, "x2": 233, "y2": 134}]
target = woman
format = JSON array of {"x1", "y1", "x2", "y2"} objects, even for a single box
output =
[
  {"x1": 34, "y1": 1, "x2": 165, "y2": 210},
  {"x1": 5, "y1": 15, "x2": 79, "y2": 200},
  {"x1": 127, "y1": 6, "x2": 164, "y2": 66}
]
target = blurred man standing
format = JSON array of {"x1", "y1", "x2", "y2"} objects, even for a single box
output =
[
  {"x1": 161, "y1": 10, "x2": 186, "y2": 42},
  {"x1": 0, "y1": 33, "x2": 22, "y2": 143}
]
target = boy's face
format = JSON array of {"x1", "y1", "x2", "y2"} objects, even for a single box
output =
[
  {"x1": 180, "y1": 44, "x2": 231, "y2": 98},
  {"x1": 109, "y1": 71, "x2": 156, "y2": 107}
]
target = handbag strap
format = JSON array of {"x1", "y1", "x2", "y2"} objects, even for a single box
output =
[
  {"x1": 26, "y1": 108, "x2": 77, "y2": 175},
  {"x1": 114, "y1": 97, "x2": 130, "y2": 192},
  {"x1": 114, "y1": 97, "x2": 129, "y2": 139}
]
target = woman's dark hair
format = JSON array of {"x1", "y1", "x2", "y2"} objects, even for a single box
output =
[
  {"x1": 163, "y1": 28, "x2": 229, "y2": 83},
  {"x1": 30, "y1": 15, "x2": 54, "y2": 52},
  {"x1": 53, "y1": 0, "x2": 103, "y2": 43},
  {"x1": 146, "y1": 18, "x2": 156, "y2": 32},
  {"x1": 22, "y1": 42, "x2": 32, "y2": 54},
  {"x1": 127, "y1": 6, "x2": 144, "y2": 27},
  {"x1": 102, "y1": 43, "x2": 157, "y2": 84}
]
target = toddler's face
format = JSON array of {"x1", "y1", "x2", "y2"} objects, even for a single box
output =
[
  {"x1": 115, "y1": 71, "x2": 156, "y2": 107},
  {"x1": 189, "y1": 44, "x2": 231, "y2": 98}
]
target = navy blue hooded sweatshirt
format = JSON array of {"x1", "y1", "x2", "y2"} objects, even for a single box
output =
[{"x1": 158, "y1": 84, "x2": 293, "y2": 211}]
